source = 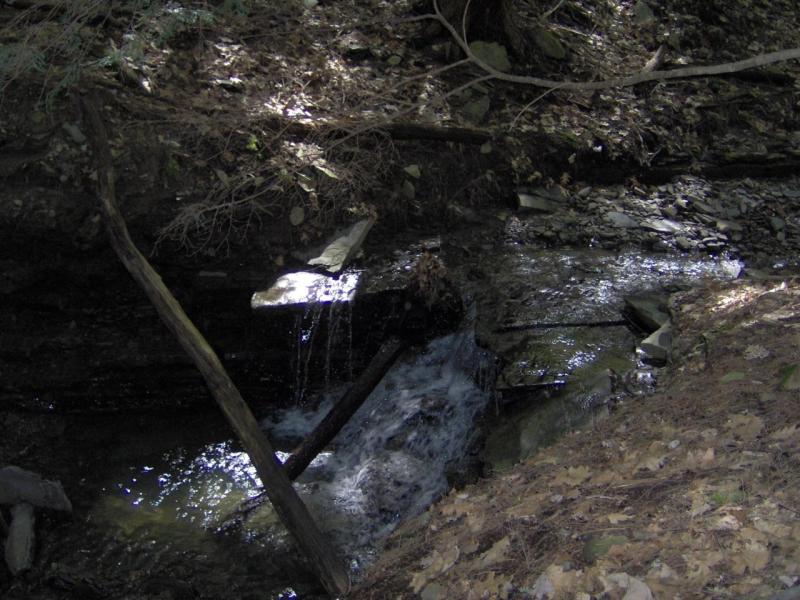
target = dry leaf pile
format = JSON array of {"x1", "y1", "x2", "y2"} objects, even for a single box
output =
[{"x1": 354, "y1": 278, "x2": 800, "y2": 599}]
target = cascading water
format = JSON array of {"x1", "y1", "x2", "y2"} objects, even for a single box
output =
[
  {"x1": 293, "y1": 302, "x2": 324, "y2": 404},
  {"x1": 263, "y1": 326, "x2": 493, "y2": 564},
  {"x1": 85, "y1": 323, "x2": 494, "y2": 596}
]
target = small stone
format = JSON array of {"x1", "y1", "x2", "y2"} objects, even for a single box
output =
[
  {"x1": 675, "y1": 236, "x2": 694, "y2": 251},
  {"x1": 638, "y1": 321, "x2": 672, "y2": 366},
  {"x1": 605, "y1": 211, "x2": 639, "y2": 228},
  {"x1": 692, "y1": 199, "x2": 719, "y2": 215},
  {"x1": 530, "y1": 572, "x2": 555, "y2": 599},
  {"x1": 661, "y1": 205, "x2": 678, "y2": 218},
  {"x1": 770, "y1": 216, "x2": 786, "y2": 232},
  {"x1": 641, "y1": 218, "x2": 682, "y2": 234},
  {"x1": 578, "y1": 186, "x2": 592, "y2": 198},
  {"x1": 716, "y1": 220, "x2": 743, "y2": 233},
  {"x1": 518, "y1": 193, "x2": 557, "y2": 212},
  {"x1": 624, "y1": 294, "x2": 670, "y2": 331},
  {"x1": 62, "y1": 122, "x2": 87, "y2": 144}
]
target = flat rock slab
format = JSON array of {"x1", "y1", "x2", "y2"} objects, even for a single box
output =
[
  {"x1": 605, "y1": 211, "x2": 639, "y2": 228},
  {"x1": 251, "y1": 271, "x2": 360, "y2": 309},
  {"x1": 638, "y1": 321, "x2": 673, "y2": 366},
  {"x1": 641, "y1": 218, "x2": 683, "y2": 234},
  {"x1": 624, "y1": 294, "x2": 670, "y2": 332},
  {"x1": 307, "y1": 217, "x2": 375, "y2": 274},
  {"x1": 518, "y1": 193, "x2": 557, "y2": 213},
  {"x1": 0, "y1": 465, "x2": 71, "y2": 512}
]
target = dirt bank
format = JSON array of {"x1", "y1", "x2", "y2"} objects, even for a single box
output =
[{"x1": 354, "y1": 277, "x2": 800, "y2": 599}]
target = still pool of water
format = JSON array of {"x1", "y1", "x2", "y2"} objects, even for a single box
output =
[{"x1": 75, "y1": 329, "x2": 492, "y2": 597}]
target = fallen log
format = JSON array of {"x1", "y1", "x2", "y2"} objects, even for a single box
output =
[
  {"x1": 495, "y1": 319, "x2": 628, "y2": 333},
  {"x1": 284, "y1": 336, "x2": 407, "y2": 480},
  {"x1": 80, "y1": 93, "x2": 349, "y2": 598}
]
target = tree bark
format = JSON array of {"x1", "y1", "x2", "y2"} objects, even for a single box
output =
[
  {"x1": 80, "y1": 93, "x2": 349, "y2": 598},
  {"x1": 424, "y1": 0, "x2": 530, "y2": 57}
]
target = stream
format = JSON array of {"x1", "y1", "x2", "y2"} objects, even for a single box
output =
[{"x1": 9, "y1": 244, "x2": 743, "y2": 599}]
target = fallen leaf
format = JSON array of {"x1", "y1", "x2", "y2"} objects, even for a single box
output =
[
  {"x1": 779, "y1": 364, "x2": 800, "y2": 390},
  {"x1": 466, "y1": 571, "x2": 513, "y2": 600},
  {"x1": 726, "y1": 414, "x2": 764, "y2": 441},
  {"x1": 684, "y1": 551, "x2": 724, "y2": 587},
  {"x1": 478, "y1": 536, "x2": 511, "y2": 568},
  {"x1": 607, "y1": 513, "x2": 632, "y2": 524},
  {"x1": 583, "y1": 535, "x2": 628, "y2": 564},
  {"x1": 685, "y1": 447, "x2": 715, "y2": 470},
  {"x1": 214, "y1": 168, "x2": 230, "y2": 187},
  {"x1": 721, "y1": 371, "x2": 746, "y2": 383},
  {"x1": 770, "y1": 424, "x2": 800, "y2": 441},
  {"x1": 731, "y1": 540, "x2": 769, "y2": 574},
  {"x1": 552, "y1": 465, "x2": 591, "y2": 487},
  {"x1": 468, "y1": 41, "x2": 511, "y2": 71},
  {"x1": 409, "y1": 546, "x2": 461, "y2": 593},
  {"x1": 289, "y1": 206, "x2": 305, "y2": 226},
  {"x1": 506, "y1": 493, "x2": 547, "y2": 519},
  {"x1": 601, "y1": 572, "x2": 653, "y2": 600},
  {"x1": 404, "y1": 164, "x2": 421, "y2": 179},
  {"x1": 711, "y1": 513, "x2": 742, "y2": 531}
]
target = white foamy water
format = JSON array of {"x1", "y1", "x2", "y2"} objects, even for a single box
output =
[{"x1": 263, "y1": 329, "x2": 492, "y2": 560}]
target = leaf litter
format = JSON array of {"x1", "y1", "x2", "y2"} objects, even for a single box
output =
[{"x1": 354, "y1": 280, "x2": 800, "y2": 599}]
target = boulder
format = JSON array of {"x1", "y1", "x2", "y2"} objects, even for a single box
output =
[
  {"x1": 638, "y1": 321, "x2": 672, "y2": 366},
  {"x1": 605, "y1": 211, "x2": 639, "y2": 228},
  {"x1": 0, "y1": 465, "x2": 72, "y2": 512},
  {"x1": 623, "y1": 294, "x2": 670, "y2": 332}
]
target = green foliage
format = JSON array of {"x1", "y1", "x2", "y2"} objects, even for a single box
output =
[
  {"x1": 165, "y1": 155, "x2": 181, "y2": 179},
  {"x1": 153, "y1": 6, "x2": 216, "y2": 46},
  {"x1": 468, "y1": 41, "x2": 511, "y2": 72},
  {"x1": 0, "y1": 0, "x2": 221, "y2": 108},
  {"x1": 0, "y1": 44, "x2": 47, "y2": 85},
  {"x1": 710, "y1": 489, "x2": 745, "y2": 506},
  {"x1": 218, "y1": 0, "x2": 250, "y2": 17},
  {"x1": 246, "y1": 134, "x2": 260, "y2": 153}
]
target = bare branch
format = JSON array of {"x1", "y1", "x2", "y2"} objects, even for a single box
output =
[{"x1": 430, "y1": 0, "x2": 800, "y2": 92}]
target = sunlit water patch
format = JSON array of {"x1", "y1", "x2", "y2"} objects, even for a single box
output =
[{"x1": 90, "y1": 329, "x2": 492, "y2": 579}]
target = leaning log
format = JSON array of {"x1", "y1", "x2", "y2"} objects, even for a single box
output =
[
  {"x1": 80, "y1": 94, "x2": 349, "y2": 598},
  {"x1": 219, "y1": 336, "x2": 408, "y2": 530},
  {"x1": 284, "y1": 336, "x2": 407, "y2": 480}
]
